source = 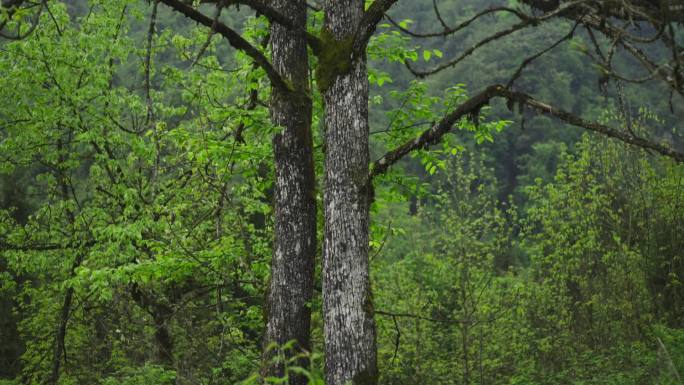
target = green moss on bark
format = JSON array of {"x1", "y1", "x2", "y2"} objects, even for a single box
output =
[{"x1": 314, "y1": 29, "x2": 354, "y2": 93}]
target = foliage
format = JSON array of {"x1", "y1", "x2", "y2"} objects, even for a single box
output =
[
  {"x1": 1, "y1": 1, "x2": 683, "y2": 385},
  {"x1": 0, "y1": 2, "x2": 271, "y2": 383},
  {"x1": 370, "y1": 133, "x2": 684, "y2": 385}
]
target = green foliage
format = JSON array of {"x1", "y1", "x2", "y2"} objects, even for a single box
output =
[
  {"x1": 102, "y1": 365, "x2": 176, "y2": 385},
  {"x1": 517, "y1": 134, "x2": 684, "y2": 384},
  {"x1": 240, "y1": 342, "x2": 325, "y2": 385},
  {"x1": 0, "y1": 1, "x2": 271, "y2": 383},
  {"x1": 373, "y1": 152, "x2": 521, "y2": 385},
  {"x1": 370, "y1": 133, "x2": 684, "y2": 384},
  {"x1": 1, "y1": 1, "x2": 683, "y2": 385}
]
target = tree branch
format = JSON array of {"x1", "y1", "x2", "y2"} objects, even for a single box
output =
[
  {"x1": 385, "y1": 6, "x2": 530, "y2": 39},
  {"x1": 144, "y1": 1, "x2": 158, "y2": 125},
  {"x1": 506, "y1": 19, "x2": 580, "y2": 88},
  {"x1": 197, "y1": 0, "x2": 323, "y2": 52},
  {"x1": 370, "y1": 84, "x2": 684, "y2": 180},
  {"x1": 158, "y1": 0, "x2": 293, "y2": 93},
  {"x1": 0, "y1": 240, "x2": 94, "y2": 251},
  {"x1": 0, "y1": 0, "x2": 43, "y2": 40},
  {"x1": 405, "y1": 1, "x2": 588, "y2": 77},
  {"x1": 355, "y1": 0, "x2": 399, "y2": 54},
  {"x1": 523, "y1": 1, "x2": 684, "y2": 94}
]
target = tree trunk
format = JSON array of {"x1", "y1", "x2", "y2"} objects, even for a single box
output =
[
  {"x1": 151, "y1": 304, "x2": 175, "y2": 368},
  {"x1": 48, "y1": 142, "x2": 80, "y2": 385},
  {"x1": 321, "y1": 1, "x2": 378, "y2": 384},
  {"x1": 48, "y1": 286, "x2": 74, "y2": 385},
  {"x1": 262, "y1": 1, "x2": 316, "y2": 384},
  {"x1": 129, "y1": 285, "x2": 175, "y2": 369}
]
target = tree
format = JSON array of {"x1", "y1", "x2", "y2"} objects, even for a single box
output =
[
  {"x1": 0, "y1": 3, "x2": 272, "y2": 383},
  {"x1": 262, "y1": 1, "x2": 317, "y2": 385},
  {"x1": 3, "y1": 1, "x2": 684, "y2": 385},
  {"x1": 373, "y1": 153, "x2": 521, "y2": 385}
]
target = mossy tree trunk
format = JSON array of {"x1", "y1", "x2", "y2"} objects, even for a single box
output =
[{"x1": 321, "y1": 1, "x2": 377, "y2": 384}]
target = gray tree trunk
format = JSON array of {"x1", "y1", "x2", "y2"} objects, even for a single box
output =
[
  {"x1": 262, "y1": 1, "x2": 316, "y2": 384},
  {"x1": 321, "y1": 1, "x2": 378, "y2": 384}
]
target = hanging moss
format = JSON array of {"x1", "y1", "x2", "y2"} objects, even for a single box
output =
[{"x1": 314, "y1": 28, "x2": 355, "y2": 93}]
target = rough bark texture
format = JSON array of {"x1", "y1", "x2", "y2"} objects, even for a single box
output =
[
  {"x1": 322, "y1": 1, "x2": 378, "y2": 384},
  {"x1": 262, "y1": 1, "x2": 316, "y2": 384}
]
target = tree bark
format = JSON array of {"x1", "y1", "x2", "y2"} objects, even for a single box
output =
[
  {"x1": 48, "y1": 286, "x2": 74, "y2": 385},
  {"x1": 321, "y1": 1, "x2": 378, "y2": 384},
  {"x1": 47, "y1": 140, "x2": 81, "y2": 385},
  {"x1": 262, "y1": 1, "x2": 316, "y2": 384},
  {"x1": 129, "y1": 285, "x2": 175, "y2": 369}
]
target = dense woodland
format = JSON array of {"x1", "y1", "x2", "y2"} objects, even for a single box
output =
[{"x1": 0, "y1": 0, "x2": 683, "y2": 384}]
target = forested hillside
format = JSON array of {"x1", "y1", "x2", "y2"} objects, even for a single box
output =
[{"x1": 0, "y1": 1, "x2": 683, "y2": 385}]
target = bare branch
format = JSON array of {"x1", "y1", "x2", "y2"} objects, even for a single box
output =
[
  {"x1": 522, "y1": 1, "x2": 684, "y2": 94},
  {"x1": 506, "y1": 19, "x2": 580, "y2": 88},
  {"x1": 432, "y1": 0, "x2": 449, "y2": 30},
  {"x1": 406, "y1": 20, "x2": 531, "y2": 77},
  {"x1": 386, "y1": 6, "x2": 531, "y2": 39},
  {"x1": 404, "y1": 1, "x2": 589, "y2": 77}
]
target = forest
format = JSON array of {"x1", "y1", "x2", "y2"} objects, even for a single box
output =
[{"x1": 0, "y1": 0, "x2": 683, "y2": 384}]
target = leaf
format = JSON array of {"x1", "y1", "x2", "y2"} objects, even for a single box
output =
[{"x1": 398, "y1": 19, "x2": 413, "y2": 29}]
